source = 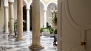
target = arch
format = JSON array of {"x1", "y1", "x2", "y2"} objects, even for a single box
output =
[
  {"x1": 46, "y1": 2, "x2": 57, "y2": 10},
  {"x1": 23, "y1": 0, "x2": 32, "y2": 5},
  {"x1": 40, "y1": 1, "x2": 44, "y2": 8},
  {"x1": 40, "y1": 0, "x2": 46, "y2": 10},
  {"x1": 23, "y1": 0, "x2": 27, "y2": 6},
  {"x1": 23, "y1": 5, "x2": 32, "y2": 30},
  {"x1": 46, "y1": 2, "x2": 57, "y2": 24}
]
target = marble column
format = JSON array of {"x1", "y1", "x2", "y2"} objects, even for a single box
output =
[
  {"x1": 4, "y1": 6, "x2": 9, "y2": 34},
  {"x1": 29, "y1": 0, "x2": 44, "y2": 50},
  {"x1": 16, "y1": 0, "x2": 24, "y2": 41},
  {"x1": 26, "y1": 8, "x2": 30, "y2": 33},
  {"x1": 8, "y1": 2, "x2": 14, "y2": 36},
  {"x1": 44, "y1": 10, "x2": 47, "y2": 28}
]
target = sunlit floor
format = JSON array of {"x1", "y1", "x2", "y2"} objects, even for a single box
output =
[{"x1": 0, "y1": 32, "x2": 57, "y2": 51}]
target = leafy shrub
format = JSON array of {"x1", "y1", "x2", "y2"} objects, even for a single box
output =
[
  {"x1": 40, "y1": 28, "x2": 44, "y2": 33},
  {"x1": 40, "y1": 28, "x2": 47, "y2": 33},
  {"x1": 40, "y1": 27, "x2": 55, "y2": 34},
  {"x1": 48, "y1": 28, "x2": 55, "y2": 34}
]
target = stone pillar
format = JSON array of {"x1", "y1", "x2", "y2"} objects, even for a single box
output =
[
  {"x1": 16, "y1": 0, "x2": 24, "y2": 41},
  {"x1": 4, "y1": 7, "x2": 9, "y2": 34},
  {"x1": 44, "y1": 10, "x2": 47, "y2": 28},
  {"x1": 3, "y1": 0, "x2": 9, "y2": 34},
  {"x1": 8, "y1": 0, "x2": 14, "y2": 36},
  {"x1": 26, "y1": 8, "x2": 30, "y2": 33},
  {"x1": 29, "y1": 0, "x2": 44, "y2": 50}
]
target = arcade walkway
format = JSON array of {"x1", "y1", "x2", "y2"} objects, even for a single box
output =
[{"x1": 0, "y1": 32, "x2": 57, "y2": 51}]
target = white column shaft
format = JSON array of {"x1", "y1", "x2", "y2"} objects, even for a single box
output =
[
  {"x1": 29, "y1": 0, "x2": 44, "y2": 50},
  {"x1": 9, "y1": 2, "x2": 14, "y2": 35},
  {"x1": 27, "y1": 9, "x2": 30, "y2": 32},
  {"x1": 44, "y1": 10, "x2": 47, "y2": 28},
  {"x1": 16, "y1": 0, "x2": 23, "y2": 41},
  {"x1": 4, "y1": 7, "x2": 9, "y2": 34}
]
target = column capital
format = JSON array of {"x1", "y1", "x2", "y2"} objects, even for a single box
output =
[
  {"x1": 4, "y1": 0, "x2": 8, "y2": 7},
  {"x1": 26, "y1": 5, "x2": 30, "y2": 10},
  {"x1": 44, "y1": 7, "x2": 47, "y2": 11},
  {"x1": 8, "y1": 2, "x2": 14, "y2": 4},
  {"x1": 8, "y1": 0, "x2": 14, "y2": 3}
]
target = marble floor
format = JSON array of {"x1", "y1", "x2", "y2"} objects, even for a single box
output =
[{"x1": 0, "y1": 32, "x2": 57, "y2": 51}]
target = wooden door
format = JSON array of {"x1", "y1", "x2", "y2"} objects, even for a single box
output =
[{"x1": 58, "y1": 0, "x2": 91, "y2": 51}]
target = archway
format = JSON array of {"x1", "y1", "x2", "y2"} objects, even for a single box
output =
[
  {"x1": 47, "y1": 3, "x2": 57, "y2": 25},
  {"x1": 23, "y1": 5, "x2": 32, "y2": 31}
]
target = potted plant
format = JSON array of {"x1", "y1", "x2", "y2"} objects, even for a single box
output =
[
  {"x1": 52, "y1": 11, "x2": 57, "y2": 26},
  {"x1": 8, "y1": 18, "x2": 26, "y2": 37},
  {"x1": 52, "y1": 9, "x2": 57, "y2": 45}
]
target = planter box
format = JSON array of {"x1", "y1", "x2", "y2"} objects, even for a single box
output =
[{"x1": 42, "y1": 29, "x2": 50, "y2": 36}]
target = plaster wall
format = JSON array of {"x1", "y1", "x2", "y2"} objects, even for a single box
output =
[{"x1": 40, "y1": 2, "x2": 44, "y2": 28}]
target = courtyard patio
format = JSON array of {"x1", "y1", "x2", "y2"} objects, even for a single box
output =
[{"x1": 0, "y1": 32, "x2": 57, "y2": 51}]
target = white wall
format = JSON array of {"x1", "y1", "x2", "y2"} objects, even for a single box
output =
[{"x1": 40, "y1": 2, "x2": 44, "y2": 28}]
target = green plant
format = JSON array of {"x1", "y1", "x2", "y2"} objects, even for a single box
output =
[
  {"x1": 14, "y1": 20, "x2": 17, "y2": 30},
  {"x1": 14, "y1": 20, "x2": 26, "y2": 30},
  {"x1": 8, "y1": 18, "x2": 26, "y2": 30},
  {"x1": 40, "y1": 28, "x2": 47, "y2": 33},
  {"x1": 40, "y1": 28, "x2": 44, "y2": 33},
  {"x1": 48, "y1": 28, "x2": 55, "y2": 34},
  {"x1": 52, "y1": 9, "x2": 57, "y2": 34},
  {"x1": 40, "y1": 27, "x2": 55, "y2": 34},
  {"x1": 54, "y1": 29, "x2": 57, "y2": 34},
  {"x1": 52, "y1": 11, "x2": 57, "y2": 26}
]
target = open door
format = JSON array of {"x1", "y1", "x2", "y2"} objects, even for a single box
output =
[{"x1": 58, "y1": 0, "x2": 91, "y2": 51}]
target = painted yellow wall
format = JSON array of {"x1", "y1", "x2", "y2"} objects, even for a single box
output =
[{"x1": 43, "y1": 0, "x2": 57, "y2": 4}]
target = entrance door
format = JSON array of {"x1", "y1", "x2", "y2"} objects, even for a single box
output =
[{"x1": 58, "y1": 0, "x2": 91, "y2": 51}]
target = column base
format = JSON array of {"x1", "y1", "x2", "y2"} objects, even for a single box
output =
[
  {"x1": 8, "y1": 34, "x2": 15, "y2": 36},
  {"x1": 15, "y1": 38, "x2": 25, "y2": 42},
  {"x1": 4, "y1": 32, "x2": 9, "y2": 34},
  {"x1": 8, "y1": 34, "x2": 15, "y2": 38},
  {"x1": 29, "y1": 45, "x2": 44, "y2": 50},
  {"x1": 3, "y1": 31, "x2": 9, "y2": 34}
]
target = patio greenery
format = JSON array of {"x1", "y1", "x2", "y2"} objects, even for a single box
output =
[
  {"x1": 40, "y1": 28, "x2": 55, "y2": 34},
  {"x1": 8, "y1": 18, "x2": 26, "y2": 30}
]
